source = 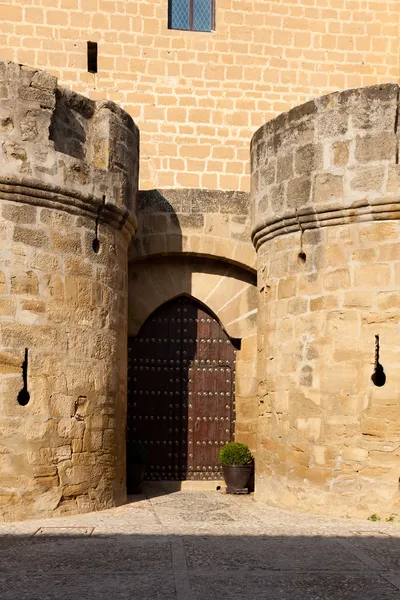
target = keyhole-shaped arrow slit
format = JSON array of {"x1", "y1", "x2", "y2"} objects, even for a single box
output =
[
  {"x1": 17, "y1": 348, "x2": 30, "y2": 406},
  {"x1": 92, "y1": 195, "x2": 105, "y2": 254},
  {"x1": 371, "y1": 335, "x2": 386, "y2": 387}
]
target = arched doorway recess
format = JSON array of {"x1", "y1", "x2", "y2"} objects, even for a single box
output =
[{"x1": 127, "y1": 295, "x2": 237, "y2": 483}]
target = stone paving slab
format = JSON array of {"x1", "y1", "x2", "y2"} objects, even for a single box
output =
[
  {"x1": 0, "y1": 573, "x2": 177, "y2": 600},
  {"x1": 0, "y1": 488, "x2": 399, "y2": 599},
  {"x1": 183, "y1": 536, "x2": 370, "y2": 571},
  {"x1": 190, "y1": 572, "x2": 399, "y2": 600},
  {"x1": 1, "y1": 536, "x2": 173, "y2": 573}
]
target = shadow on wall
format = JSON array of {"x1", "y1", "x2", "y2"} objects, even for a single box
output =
[
  {"x1": 0, "y1": 531, "x2": 399, "y2": 599},
  {"x1": 49, "y1": 88, "x2": 94, "y2": 161},
  {"x1": 129, "y1": 189, "x2": 256, "y2": 270}
]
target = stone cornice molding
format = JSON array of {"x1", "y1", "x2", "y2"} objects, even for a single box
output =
[
  {"x1": 252, "y1": 197, "x2": 400, "y2": 250},
  {"x1": 0, "y1": 177, "x2": 137, "y2": 239}
]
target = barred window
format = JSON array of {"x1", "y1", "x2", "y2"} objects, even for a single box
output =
[{"x1": 168, "y1": 0, "x2": 215, "y2": 32}]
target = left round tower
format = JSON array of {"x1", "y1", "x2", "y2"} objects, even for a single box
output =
[{"x1": 0, "y1": 61, "x2": 138, "y2": 521}]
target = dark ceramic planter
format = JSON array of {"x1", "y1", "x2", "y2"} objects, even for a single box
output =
[
  {"x1": 222, "y1": 464, "x2": 252, "y2": 494},
  {"x1": 127, "y1": 464, "x2": 146, "y2": 494}
]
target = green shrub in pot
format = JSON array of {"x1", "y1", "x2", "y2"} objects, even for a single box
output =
[
  {"x1": 219, "y1": 442, "x2": 253, "y2": 494},
  {"x1": 219, "y1": 442, "x2": 252, "y2": 466}
]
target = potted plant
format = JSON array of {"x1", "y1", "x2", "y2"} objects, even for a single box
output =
[
  {"x1": 126, "y1": 441, "x2": 147, "y2": 494},
  {"x1": 219, "y1": 442, "x2": 253, "y2": 494}
]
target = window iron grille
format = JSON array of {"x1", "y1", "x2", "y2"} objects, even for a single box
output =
[{"x1": 168, "y1": 0, "x2": 215, "y2": 32}]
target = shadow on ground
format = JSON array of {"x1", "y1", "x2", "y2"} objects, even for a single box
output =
[{"x1": 0, "y1": 531, "x2": 399, "y2": 599}]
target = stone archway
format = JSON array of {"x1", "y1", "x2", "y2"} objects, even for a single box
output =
[
  {"x1": 128, "y1": 255, "x2": 258, "y2": 453},
  {"x1": 128, "y1": 188, "x2": 259, "y2": 461},
  {"x1": 127, "y1": 295, "x2": 237, "y2": 483}
]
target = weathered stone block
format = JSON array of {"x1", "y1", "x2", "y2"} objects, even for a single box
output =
[
  {"x1": 33, "y1": 465, "x2": 57, "y2": 478},
  {"x1": 323, "y1": 268, "x2": 351, "y2": 291},
  {"x1": 343, "y1": 290, "x2": 372, "y2": 308},
  {"x1": 313, "y1": 173, "x2": 343, "y2": 203},
  {"x1": 361, "y1": 418, "x2": 387, "y2": 439},
  {"x1": 376, "y1": 291, "x2": 400, "y2": 310},
  {"x1": 13, "y1": 226, "x2": 48, "y2": 248},
  {"x1": 0, "y1": 350, "x2": 22, "y2": 374},
  {"x1": 310, "y1": 295, "x2": 339, "y2": 312},
  {"x1": 354, "y1": 264, "x2": 391, "y2": 287},
  {"x1": 359, "y1": 222, "x2": 398, "y2": 242},
  {"x1": 10, "y1": 271, "x2": 39, "y2": 295},
  {"x1": 294, "y1": 144, "x2": 323, "y2": 175},
  {"x1": 276, "y1": 153, "x2": 293, "y2": 183},
  {"x1": 298, "y1": 272, "x2": 322, "y2": 295},
  {"x1": 31, "y1": 70, "x2": 57, "y2": 91},
  {"x1": 331, "y1": 141, "x2": 350, "y2": 167},
  {"x1": 286, "y1": 175, "x2": 311, "y2": 210},
  {"x1": 21, "y1": 299, "x2": 46, "y2": 313},
  {"x1": 288, "y1": 297, "x2": 308, "y2": 315},
  {"x1": 350, "y1": 165, "x2": 385, "y2": 192},
  {"x1": 269, "y1": 183, "x2": 285, "y2": 214},
  {"x1": 2, "y1": 203, "x2": 37, "y2": 224},
  {"x1": 355, "y1": 132, "x2": 397, "y2": 163},
  {"x1": 177, "y1": 214, "x2": 204, "y2": 230},
  {"x1": 51, "y1": 232, "x2": 82, "y2": 255},
  {"x1": 386, "y1": 165, "x2": 400, "y2": 193},
  {"x1": 259, "y1": 160, "x2": 276, "y2": 187},
  {"x1": 277, "y1": 276, "x2": 297, "y2": 299}
]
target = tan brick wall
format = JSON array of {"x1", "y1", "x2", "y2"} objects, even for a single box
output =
[
  {"x1": 251, "y1": 84, "x2": 400, "y2": 518},
  {"x1": 1, "y1": 0, "x2": 398, "y2": 192}
]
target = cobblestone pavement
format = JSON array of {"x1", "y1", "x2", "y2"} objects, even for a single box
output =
[{"x1": 1, "y1": 486, "x2": 400, "y2": 599}]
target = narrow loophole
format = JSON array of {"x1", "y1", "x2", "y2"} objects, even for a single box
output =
[
  {"x1": 17, "y1": 389, "x2": 30, "y2": 406},
  {"x1": 372, "y1": 334, "x2": 386, "y2": 386},
  {"x1": 17, "y1": 348, "x2": 30, "y2": 406},
  {"x1": 371, "y1": 365, "x2": 386, "y2": 387},
  {"x1": 92, "y1": 237, "x2": 100, "y2": 254},
  {"x1": 298, "y1": 251, "x2": 307, "y2": 264},
  {"x1": 87, "y1": 41, "x2": 98, "y2": 74}
]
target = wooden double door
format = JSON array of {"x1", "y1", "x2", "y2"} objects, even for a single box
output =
[{"x1": 127, "y1": 296, "x2": 236, "y2": 481}]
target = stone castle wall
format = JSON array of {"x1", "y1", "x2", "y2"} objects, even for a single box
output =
[
  {"x1": 0, "y1": 61, "x2": 138, "y2": 521},
  {"x1": 3, "y1": 56, "x2": 400, "y2": 522},
  {"x1": 1, "y1": 0, "x2": 398, "y2": 192},
  {"x1": 251, "y1": 84, "x2": 400, "y2": 517}
]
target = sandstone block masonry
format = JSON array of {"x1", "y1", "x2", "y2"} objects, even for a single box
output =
[
  {"x1": 1, "y1": 0, "x2": 398, "y2": 192},
  {"x1": 0, "y1": 60, "x2": 138, "y2": 521},
  {"x1": 251, "y1": 84, "x2": 400, "y2": 518}
]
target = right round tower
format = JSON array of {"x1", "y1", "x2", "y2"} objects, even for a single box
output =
[{"x1": 251, "y1": 84, "x2": 400, "y2": 517}]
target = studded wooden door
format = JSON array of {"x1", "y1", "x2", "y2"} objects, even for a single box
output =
[{"x1": 127, "y1": 296, "x2": 236, "y2": 482}]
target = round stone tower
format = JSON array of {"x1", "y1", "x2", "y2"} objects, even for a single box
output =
[
  {"x1": 251, "y1": 84, "x2": 400, "y2": 518},
  {"x1": 0, "y1": 61, "x2": 138, "y2": 521}
]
